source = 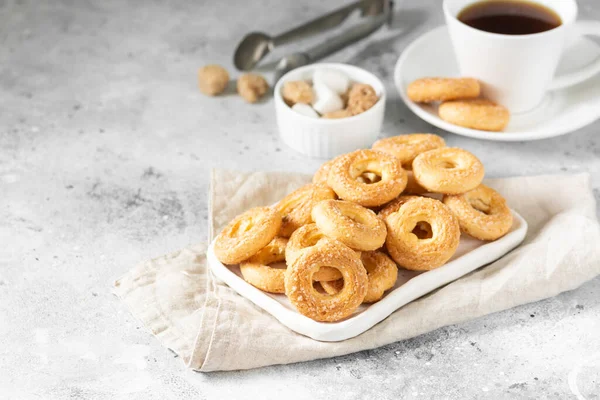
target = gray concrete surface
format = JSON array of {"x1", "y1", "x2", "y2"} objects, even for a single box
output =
[{"x1": 1, "y1": 0, "x2": 600, "y2": 399}]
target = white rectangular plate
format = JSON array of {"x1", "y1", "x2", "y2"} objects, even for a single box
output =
[{"x1": 207, "y1": 210, "x2": 527, "y2": 342}]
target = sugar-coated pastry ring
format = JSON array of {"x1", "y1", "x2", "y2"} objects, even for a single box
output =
[
  {"x1": 405, "y1": 170, "x2": 428, "y2": 194},
  {"x1": 372, "y1": 133, "x2": 446, "y2": 169},
  {"x1": 239, "y1": 237, "x2": 288, "y2": 293},
  {"x1": 438, "y1": 99, "x2": 510, "y2": 132},
  {"x1": 407, "y1": 77, "x2": 480, "y2": 103},
  {"x1": 312, "y1": 200, "x2": 387, "y2": 251},
  {"x1": 316, "y1": 154, "x2": 386, "y2": 188},
  {"x1": 312, "y1": 155, "x2": 343, "y2": 185},
  {"x1": 319, "y1": 279, "x2": 343, "y2": 295},
  {"x1": 285, "y1": 241, "x2": 368, "y2": 322},
  {"x1": 355, "y1": 171, "x2": 381, "y2": 184},
  {"x1": 286, "y1": 223, "x2": 359, "y2": 281},
  {"x1": 321, "y1": 251, "x2": 398, "y2": 303},
  {"x1": 413, "y1": 147, "x2": 485, "y2": 194},
  {"x1": 214, "y1": 206, "x2": 282, "y2": 265},
  {"x1": 276, "y1": 183, "x2": 336, "y2": 237},
  {"x1": 327, "y1": 149, "x2": 407, "y2": 207},
  {"x1": 360, "y1": 251, "x2": 398, "y2": 302},
  {"x1": 312, "y1": 265, "x2": 343, "y2": 282},
  {"x1": 286, "y1": 223, "x2": 327, "y2": 266},
  {"x1": 443, "y1": 184, "x2": 513, "y2": 241},
  {"x1": 378, "y1": 195, "x2": 422, "y2": 221},
  {"x1": 385, "y1": 197, "x2": 460, "y2": 271}
]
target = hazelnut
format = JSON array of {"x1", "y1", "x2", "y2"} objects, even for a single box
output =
[
  {"x1": 347, "y1": 83, "x2": 379, "y2": 115},
  {"x1": 237, "y1": 73, "x2": 269, "y2": 103},
  {"x1": 282, "y1": 81, "x2": 314, "y2": 105},
  {"x1": 198, "y1": 64, "x2": 229, "y2": 96},
  {"x1": 322, "y1": 109, "x2": 353, "y2": 119}
]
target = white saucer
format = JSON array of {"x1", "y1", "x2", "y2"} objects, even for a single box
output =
[{"x1": 394, "y1": 26, "x2": 600, "y2": 141}]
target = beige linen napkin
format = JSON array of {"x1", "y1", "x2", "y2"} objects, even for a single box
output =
[{"x1": 114, "y1": 170, "x2": 600, "y2": 372}]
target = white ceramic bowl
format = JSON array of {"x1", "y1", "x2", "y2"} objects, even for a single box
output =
[{"x1": 274, "y1": 63, "x2": 386, "y2": 159}]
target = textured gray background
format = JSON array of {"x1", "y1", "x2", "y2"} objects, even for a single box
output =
[{"x1": 1, "y1": 0, "x2": 600, "y2": 399}]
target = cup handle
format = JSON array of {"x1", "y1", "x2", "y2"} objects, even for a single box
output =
[{"x1": 549, "y1": 20, "x2": 600, "y2": 90}]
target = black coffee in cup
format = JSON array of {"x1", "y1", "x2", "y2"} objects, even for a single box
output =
[{"x1": 458, "y1": 0, "x2": 562, "y2": 35}]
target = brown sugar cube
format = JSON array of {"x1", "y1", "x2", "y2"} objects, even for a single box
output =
[
  {"x1": 322, "y1": 109, "x2": 353, "y2": 119},
  {"x1": 347, "y1": 83, "x2": 379, "y2": 115},
  {"x1": 282, "y1": 81, "x2": 314, "y2": 105}
]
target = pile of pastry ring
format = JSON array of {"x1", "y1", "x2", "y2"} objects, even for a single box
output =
[{"x1": 213, "y1": 133, "x2": 514, "y2": 322}]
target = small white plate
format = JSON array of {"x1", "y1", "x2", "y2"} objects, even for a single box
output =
[
  {"x1": 394, "y1": 26, "x2": 600, "y2": 141},
  {"x1": 207, "y1": 210, "x2": 528, "y2": 341}
]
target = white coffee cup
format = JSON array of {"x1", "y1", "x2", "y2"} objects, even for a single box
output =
[{"x1": 444, "y1": 0, "x2": 600, "y2": 113}]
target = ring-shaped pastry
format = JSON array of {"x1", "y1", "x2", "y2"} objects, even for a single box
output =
[
  {"x1": 314, "y1": 155, "x2": 382, "y2": 186},
  {"x1": 443, "y1": 184, "x2": 513, "y2": 241},
  {"x1": 286, "y1": 224, "x2": 359, "y2": 281},
  {"x1": 385, "y1": 197, "x2": 460, "y2": 271},
  {"x1": 405, "y1": 170, "x2": 428, "y2": 194},
  {"x1": 276, "y1": 183, "x2": 336, "y2": 237},
  {"x1": 407, "y1": 77, "x2": 480, "y2": 103},
  {"x1": 318, "y1": 279, "x2": 343, "y2": 296},
  {"x1": 213, "y1": 206, "x2": 281, "y2": 265},
  {"x1": 312, "y1": 155, "x2": 344, "y2": 185},
  {"x1": 240, "y1": 237, "x2": 288, "y2": 293},
  {"x1": 378, "y1": 195, "x2": 422, "y2": 221},
  {"x1": 438, "y1": 99, "x2": 510, "y2": 132},
  {"x1": 327, "y1": 149, "x2": 407, "y2": 207},
  {"x1": 412, "y1": 147, "x2": 484, "y2": 194},
  {"x1": 312, "y1": 200, "x2": 386, "y2": 251},
  {"x1": 285, "y1": 241, "x2": 368, "y2": 322},
  {"x1": 321, "y1": 251, "x2": 398, "y2": 303},
  {"x1": 372, "y1": 133, "x2": 446, "y2": 169}
]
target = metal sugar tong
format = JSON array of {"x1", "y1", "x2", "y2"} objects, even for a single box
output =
[{"x1": 233, "y1": 0, "x2": 393, "y2": 83}]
